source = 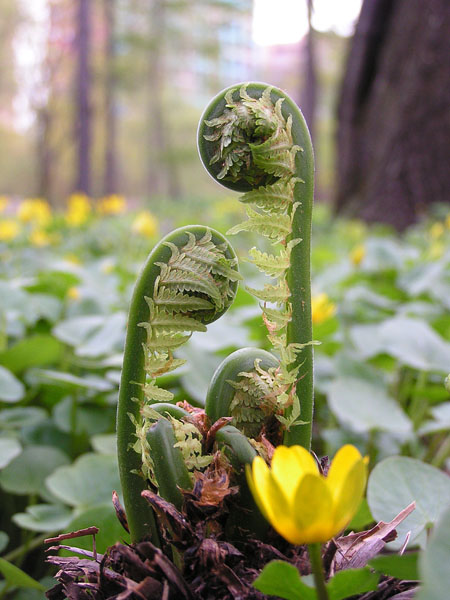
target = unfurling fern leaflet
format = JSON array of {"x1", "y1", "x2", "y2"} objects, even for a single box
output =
[
  {"x1": 198, "y1": 83, "x2": 315, "y2": 449},
  {"x1": 117, "y1": 225, "x2": 241, "y2": 543}
]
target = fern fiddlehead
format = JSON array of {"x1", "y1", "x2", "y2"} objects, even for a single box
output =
[
  {"x1": 118, "y1": 83, "x2": 314, "y2": 546},
  {"x1": 198, "y1": 82, "x2": 315, "y2": 449},
  {"x1": 117, "y1": 225, "x2": 241, "y2": 543}
]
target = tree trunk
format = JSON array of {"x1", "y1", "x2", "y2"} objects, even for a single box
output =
[
  {"x1": 300, "y1": 0, "x2": 317, "y2": 143},
  {"x1": 103, "y1": 0, "x2": 118, "y2": 195},
  {"x1": 148, "y1": 0, "x2": 181, "y2": 199},
  {"x1": 75, "y1": 0, "x2": 91, "y2": 195},
  {"x1": 335, "y1": 0, "x2": 450, "y2": 230}
]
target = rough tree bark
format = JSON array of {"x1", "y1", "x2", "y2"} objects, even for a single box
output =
[
  {"x1": 335, "y1": 0, "x2": 450, "y2": 230},
  {"x1": 75, "y1": 0, "x2": 91, "y2": 195}
]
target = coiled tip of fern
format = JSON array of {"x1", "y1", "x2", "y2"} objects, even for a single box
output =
[{"x1": 198, "y1": 82, "x2": 280, "y2": 193}]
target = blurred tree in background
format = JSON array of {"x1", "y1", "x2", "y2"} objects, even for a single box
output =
[
  {"x1": 0, "y1": 0, "x2": 351, "y2": 210},
  {"x1": 336, "y1": 0, "x2": 450, "y2": 229}
]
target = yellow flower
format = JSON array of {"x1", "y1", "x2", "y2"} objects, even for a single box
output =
[
  {"x1": 131, "y1": 211, "x2": 158, "y2": 238},
  {"x1": 64, "y1": 254, "x2": 81, "y2": 265},
  {"x1": 17, "y1": 198, "x2": 51, "y2": 226},
  {"x1": 66, "y1": 193, "x2": 91, "y2": 226},
  {"x1": 29, "y1": 229, "x2": 52, "y2": 247},
  {"x1": 0, "y1": 196, "x2": 9, "y2": 213},
  {"x1": 446, "y1": 215, "x2": 450, "y2": 230},
  {"x1": 0, "y1": 219, "x2": 20, "y2": 241},
  {"x1": 67, "y1": 287, "x2": 80, "y2": 300},
  {"x1": 246, "y1": 444, "x2": 367, "y2": 545},
  {"x1": 350, "y1": 244, "x2": 366, "y2": 267},
  {"x1": 311, "y1": 293, "x2": 336, "y2": 324},
  {"x1": 97, "y1": 194, "x2": 126, "y2": 215},
  {"x1": 430, "y1": 222, "x2": 444, "y2": 240}
]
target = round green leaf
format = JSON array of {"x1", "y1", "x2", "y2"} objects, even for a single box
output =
[
  {"x1": 416, "y1": 506, "x2": 450, "y2": 600},
  {"x1": 66, "y1": 503, "x2": 129, "y2": 554},
  {"x1": 26, "y1": 369, "x2": 113, "y2": 392},
  {"x1": 46, "y1": 453, "x2": 120, "y2": 508},
  {"x1": 328, "y1": 376, "x2": 411, "y2": 434},
  {"x1": 0, "y1": 437, "x2": 22, "y2": 469},
  {"x1": 0, "y1": 407, "x2": 48, "y2": 429},
  {"x1": 0, "y1": 366, "x2": 25, "y2": 403},
  {"x1": 90, "y1": 433, "x2": 116, "y2": 455},
  {"x1": 53, "y1": 397, "x2": 115, "y2": 435},
  {"x1": 0, "y1": 445, "x2": 70, "y2": 497},
  {"x1": 0, "y1": 334, "x2": 63, "y2": 374},
  {"x1": 13, "y1": 504, "x2": 73, "y2": 532},
  {"x1": 367, "y1": 457, "x2": 450, "y2": 549}
]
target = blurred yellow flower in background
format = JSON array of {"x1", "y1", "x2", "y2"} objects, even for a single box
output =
[
  {"x1": 430, "y1": 222, "x2": 444, "y2": 240},
  {"x1": 64, "y1": 254, "x2": 81, "y2": 265},
  {"x1": 311, "y1": 293, "x2": 336, "y2": 324},
  {"x1": 18, "y1": 198, "x2": 51, "y2": 226},
  {"x1": 29, "y1": 229, "x2": 52, "y2": 247},
  {"x1": 445, "y1": 214, "x2": 450, "y2": 230},
  {"x1": 350, "y1": 243, "x2": 366, "y2": 266},
  {"x1": 0, "y1": 196, "x2": 9, "y2": 213},
  {"x1": 97, "y1": 194, "x2": 127, "y2": 215},
  {"x1": 66, "y1": 193, "x2": 91, "y2": 226},
  {"x1": 246, "y1": 444, "x2": 367, "y2": 545},
  {"x1": 67, "y1": 287, "x2": 80, "y2": 300},
  {"x1": 131, "y1": 211, "x2": 158, "y2": 238},
  {"x1": 0, "y1": 220, "x2": 20, "y2": 241}
]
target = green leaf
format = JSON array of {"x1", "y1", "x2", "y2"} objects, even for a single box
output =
[
  {"x1": 253, "y1": 560, "x2": 316, "y2": 600},
  {"x1": 416, "y1": 506, "x2": 450, "y2": 600},
  {"x1": 0, "y1": 445, "x2": 70, "y2": 497},
  {"x1": 327, "y1": 376, "x2": 411, "y2": 434},
  {"x1": 419, "y1": 402, "x2": 450, "y2": 435},
  {"x1": 0, "y1": 437, "x2": 22, "y2": 469},
  {"x1": 13, "y1": 504, "x2": 73, "y2": 532},
  {"x1": 0, "y1": 558, "x2": 44, "y2": 591},
  {"x1": 65, "y1": 502, "x2": 129, "y2": 554},
  {"x1": 369, "y1": 553, "x2": 419, "y2": 580},
  {"x1": 347, "y1": 498, "x2": 374, "y2": 531},
  {"x1": 46, "y1": 453, "x2": 120, "y2": 508},
  {"x1": 0, "y1": 407, "x2": 48, "y2": 430},
  {"x1": 26, "y1": 368, "x2": 113, "y2": 392},
  {"x1": 0, "y1": 334, "x2": 63, "y2": 374},
  {"x1": 27, "y1": 270, "x2": 79, "y2": 299},
  {"x1": 90, "y1": 433, "x2": 116, "y2": 455},
  {"x1": 53, "y1": 397, "x2": 115, "y2": 435},
  {"x1": 52, "y1": 314, "x2": 105, "y2": 346},
  {"x1": 0, "y1": 532, "x2": 8, "y2": 553},
  {"x1": 367, "y1": 457, "x2": 450, "y2": 549},
  {"x1": 326, "y1": 568, "x2": 378, "y2": 600},
  {"x1": 350, "y1": 317, "x2": 450, "y2": 372},
  {"x1": 0, "y1": 366, "x2": 25, "y2": 403},
  {"x1": 76, "y1": 312, "x2": 126, "y2": 357}
]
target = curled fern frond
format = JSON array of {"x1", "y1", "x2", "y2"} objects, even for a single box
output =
[{"x1": 117, "y1": 225, "x2": 240, "y2": 543}]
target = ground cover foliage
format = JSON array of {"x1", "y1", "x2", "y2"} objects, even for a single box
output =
[{"x1": 0, "y1": 198, "x2": 449, "y2": 598}]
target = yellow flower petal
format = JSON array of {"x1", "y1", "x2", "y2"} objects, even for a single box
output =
[
  {"x1": 331, "y1": 459, "x2": 367, "y2": 534},
  {"x1": 251, "y1": 457, "x2": 290, "y2": 524},
  {"x1": 271, "y1": 445, "x2": 318, "y2": 504},
  {"x1": 326, "y1": 444, "x2": 363, "y2": 502},
  {"x1": 293, "y1": 473, "x2": 334, "y2": 544}
]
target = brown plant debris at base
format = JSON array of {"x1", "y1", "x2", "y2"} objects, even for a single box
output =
[{"x1": 45, "y1": 479, "x2": 419, "y2": 599}]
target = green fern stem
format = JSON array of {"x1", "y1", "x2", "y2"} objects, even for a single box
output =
[
  {"x1": 117, "y1": 225, "x2": 240, "y2": 543},
  {"x1": 198, "y1": 83, "x2": 315, "y2": 450}
]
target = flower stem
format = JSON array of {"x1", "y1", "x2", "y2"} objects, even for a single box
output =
[{"x1": 308, "y1": 543, "x2": 329, "y2": 600}]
